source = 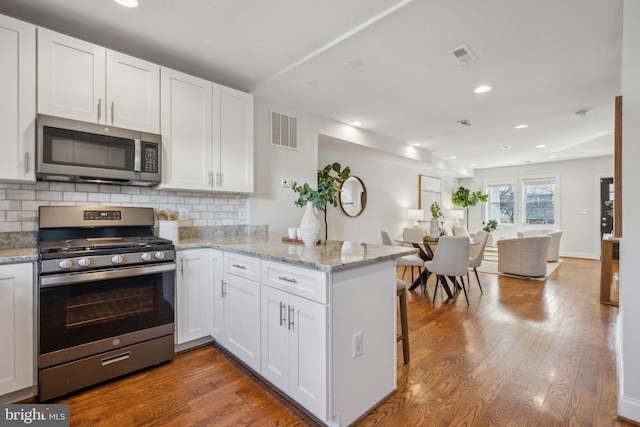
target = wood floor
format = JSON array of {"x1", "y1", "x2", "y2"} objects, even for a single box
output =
[{"x1": 49, "y1": 258, "x2": 632, "y2": 426}]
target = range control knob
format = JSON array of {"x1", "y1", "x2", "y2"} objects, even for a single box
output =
[
  {"x1": 154, "y1": 251, "x2": 166, "y2": 260},
  {"x1": 140, "y1": 252, "x2": 152, "y2": 261},
  {"x1": 59, "y1": 259, "x2": 73, "y2": 270},
  {"x1": 78, "y1": 257, "x2": 91, "y2": 268},
  {"x1": 111, "y1": 255, "x2": 124, "y2": 264}
]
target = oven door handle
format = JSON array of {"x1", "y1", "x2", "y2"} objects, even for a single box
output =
[{"x1": 40, "y1": 263, "x2": 176, "y2": 288}]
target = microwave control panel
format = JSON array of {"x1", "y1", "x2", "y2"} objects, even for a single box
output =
[{"x1": 142, "y1": 142, "x2": 159, "y2": 174}]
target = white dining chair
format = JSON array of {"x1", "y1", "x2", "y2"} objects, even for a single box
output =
[
  {"x1": 468, "y1": 230, "x2": 489, "y2": 294},
  {"x1": 380, "y1": 230, "x2": 423, "y2": 285},
  {"x1": 424, "y1": 236, "x2": 470, "y2": 304}
]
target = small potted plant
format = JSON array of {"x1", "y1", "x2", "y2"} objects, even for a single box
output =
[
  {"x1": 428, "y1": 202, "x2": 443, "y2": 236},
  {"x1": 482, "y1": 219, "x2": 498, "y2": 246}
]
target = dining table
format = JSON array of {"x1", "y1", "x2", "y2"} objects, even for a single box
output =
[{"x1": 395, "y1": 236, "x2": 476, "y2": 299}]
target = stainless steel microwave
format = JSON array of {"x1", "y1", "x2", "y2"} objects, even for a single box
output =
[{"x1": 37, "y1": 114, "x2": 161, "y2": 187}]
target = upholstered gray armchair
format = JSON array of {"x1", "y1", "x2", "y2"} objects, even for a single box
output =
[
  {"x1": 517, "y1": 229, "x2": 562, "y2": 261},
  {"x1": 497, "y1": 236, "x2": 551, "y2": 277}
]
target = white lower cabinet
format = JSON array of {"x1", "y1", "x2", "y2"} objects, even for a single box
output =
[
  {"x1": 221, "y1": 253, "x2": 261, "y2": 372},
  {"x1": 0, "y1": 262, "x2": 35, "y2": 396},
  {"x1": 176, "y1": 249, "x2": 211, "y2": 344},
  {"x1": 261, "y1": 284, "x2": 327, "y2": 418},
  {"x1": 260, "y1": 260, "x2": 328, "y2": 419}
]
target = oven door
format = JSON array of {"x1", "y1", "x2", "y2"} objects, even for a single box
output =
[{"x1": 39, "y1": 263, "x2": 175, "y2": 369}]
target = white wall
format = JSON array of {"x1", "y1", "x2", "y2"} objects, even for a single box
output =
[
  {"x1": 619, "y1": 0, "x2": 640, "y2": 421},
  {"x1": 460, "y1": 156, "x2": 613, "y2": 259},
  {"x1": 249, "y1": 95, "x2": 466, "y2": 240}
]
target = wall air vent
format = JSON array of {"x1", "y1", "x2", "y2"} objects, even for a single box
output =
[
  {"x1": 271, "y1": 111, "x2": 298, "y2": 150},
  {"x1": 449, "y1": 44, "x2": 477, "y2": 65}
]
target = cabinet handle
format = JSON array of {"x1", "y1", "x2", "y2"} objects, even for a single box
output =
[
  {"x1": 288, "y1": 305, "x2": 295, "y2": 330},
  {"x1": 232, "y1": 264, "x2": 246, "y2": 270},
  {"x1": 24, "y1": 152, "x2": 29, "y2": 174},
  {"x1": 98, "y1": 98, "x2": 102, "y2": 121},
  {"x1": 278, "y1": 276, "x2": 298, "y2": 284},
  {"x1": 111, "y1": 102, "x2": 115, "y2": 125},
  {"x1": 221, "y1": 280, "x2": 227, "y2": 298},
  {"x1": 180, "y1": 258, "x2": 184, "y2": 275},
  {"x1": 279, "y1": 302, "x2": 286, "y2": 326}
]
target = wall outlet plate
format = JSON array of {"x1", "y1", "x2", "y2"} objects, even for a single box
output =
[{"x1": 353, "y1": 332, "x2": 363, "y2": 358}]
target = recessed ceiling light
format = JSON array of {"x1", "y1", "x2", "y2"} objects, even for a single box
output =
[
  {"x1": 536, "y1": 144, "x2": 547, "y2": 148},
  {"x1": 347, "y1": 58, "x2": 363, "y2": 67},
  {"x1": 514, "y1": 124, "x2": 528, "y2": 129},
  {"x1": 114, "y1": 0, "x2": 138, "y2": 8},
  {"x1": 471, "y1": 164, "x2": 477, "y2": 167},
  {"x1": 548, "y1": 155, "x2": 557, "y2": 158},
  {"x1": 306, "y1": 80, "x2": 319, "y2": 86},
  {"x1": 474, "y1": 85, "x2": 492, "y2": 94},
  {"x1": 500, "y1": 145, "x2": 512, "y2": 150},
  {"x1": 450, "y1": 156, "x2": 457, "y2": 159},
  {"x1": 350, "y1": 121, "x2": 362, "y2": 126},
  {"x1": 411, "y1": 142, "x2": 421, "y2": 147}
]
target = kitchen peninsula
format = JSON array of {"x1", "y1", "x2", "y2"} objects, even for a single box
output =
[{"x1": 175, "y1": 235, "x2": 417, "y2": 427}]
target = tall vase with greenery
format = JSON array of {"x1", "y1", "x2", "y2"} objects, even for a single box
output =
[
  {"x1": 292, "y1": 162, "x2": 351, "y2": 241},
  {"x1": 451, "y1": 186, "x2": 488, "y2": 229}
]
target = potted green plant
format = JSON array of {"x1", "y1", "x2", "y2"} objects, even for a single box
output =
[
  {"x1": 451, "y1": 186, "x2": 488, "y2": 229},
  {"x1": 428, "y1": 202, "x2": 444, "y2": 236},
  {"x1": 482, "y1": 219, "x2": 498, "y2": 233},
  {"x1": 292, "y1": 162, "x2": 350, "y2": 243},
  {"x1": 429, "y1": 202, "x2": 443, "y2": 219}
]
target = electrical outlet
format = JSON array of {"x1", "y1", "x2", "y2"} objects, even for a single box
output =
[
  {"x1": 237, "y1": 207, "x2": 246, "y2": 220},
  {"x1": 280, "y1": 179, "x2": 292, "y2": 188},
  {"x1": 353, "y1": 332, "x2": 363, "y2": 358}
]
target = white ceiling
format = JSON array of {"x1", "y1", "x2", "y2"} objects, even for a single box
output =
[{"x1": 0, "y1": 0, "x2": 623, "y2": 170}]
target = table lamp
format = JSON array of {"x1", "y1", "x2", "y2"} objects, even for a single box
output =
[
  {"x1": 450, "y1": 210, "x2": 464, "y2": 227},
  {"x1": 408, "y1": 209, "x2": 424, "y2": 226}
]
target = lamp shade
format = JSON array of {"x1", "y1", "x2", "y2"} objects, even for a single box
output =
[
  {"x1": 408, "y1": 209, "x2": 424, "y2": 225},
  {"x1": 450, "y1": 210, "x2": 464, "y2": 220}
]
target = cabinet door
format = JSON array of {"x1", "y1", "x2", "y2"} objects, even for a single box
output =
[
  {"x1": 159, "y1": 67, "x2": 213, "y2": 191},
  {"x1": 106, "y1": 51, "x2": 160, "y2": 133},
  {"x1": 176, "y1": 249, "x2": 211, "y2": 344},
  {"x1": 289, "y1": 294, "x2": 327, "y2": 418},
  {"x1": 260, "y1": 285, "x2": 290, "y2": 392},
  {"x1": 0, "y1": 15, "x2": 36, "y2": 183},
  {"x1": 213, "y1": 84, "x2": 254, "y2": 192},
  {"x1": 210, "y1": 249, "x2": 225, "y2": 343},
  {"x1": 224, "y1": 272, "x2": 261, "y2": 371},
  {"x1": 0, "y1": 263, "x2": 34, "y2": 395},
  {"x1": 37, "y1": 28, "x2": 105, "y2": 123}
]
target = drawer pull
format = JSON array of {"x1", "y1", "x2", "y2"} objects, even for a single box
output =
[
  {"x1": 102, "y1": 352, "x2": 131, "y2": 366},
  {"x1": 232, "y1": 264, "x2": 246, "y2": 270},
  {"x1": 278, "y1": 276, "x2": 298, "y2": 283}
]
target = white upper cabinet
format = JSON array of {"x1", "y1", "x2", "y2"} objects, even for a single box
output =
[
  {"x1": 213, "y1": 84, "x2": 254, "y2": 192},
  {"x1": 160, "y1": 67, "x2": 253, "y2": 193},
  {"x1": 160, "y1": 67, "x2": 213, "y2": 191},
  {"x1": 0, "y1": 14, "x2": 36, "y2": 183},
  {"x1": 37, "y1": 28, "x2": 159, "y2": 133}
]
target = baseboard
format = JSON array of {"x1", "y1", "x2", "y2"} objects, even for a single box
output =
[
  {"x1": 0, "y1": 385, "x2": 37, "y2": 404},
  {"x1": 558, "y1": 252, "x2": 599, "y2": 260}
]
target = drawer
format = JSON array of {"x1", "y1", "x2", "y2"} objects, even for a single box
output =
[
  {"x1": 224, "y1": 252, "x2": 260, "y2": 282},
  {"x1": 261, "y1": 260, "x2": 327, "y2": 304}
]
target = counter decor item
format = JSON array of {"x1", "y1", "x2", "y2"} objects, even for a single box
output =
[
  {"x1": 292, "y1": 162, "x2": 351, "y2": 240},
  {"x1": 298, "y1": 201, "x2": 321, "y2": 246}
]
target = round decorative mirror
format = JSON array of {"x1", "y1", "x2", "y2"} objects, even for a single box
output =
[{"x1": 339, "y1": 176, "x2": 367, "y2": 217}]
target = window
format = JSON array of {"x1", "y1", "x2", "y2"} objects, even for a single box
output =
[
  {"x1": 486, "y1": 182, "x2": 515, "y2": 224},
  {"x1": 522, "y1": 177, "x2": 556, "y2": 225}
]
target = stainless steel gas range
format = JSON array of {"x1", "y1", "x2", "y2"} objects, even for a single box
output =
[{"x1": 37, "y1": 206, "x2": 176, "y2": 402}]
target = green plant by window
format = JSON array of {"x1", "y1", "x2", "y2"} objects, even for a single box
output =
[
  {"x1": 482, "y1": 219, "x2": 498, "y2": 232},
  {"x1": 451, "y1": 186, "x2": 488, "y2": 228}
]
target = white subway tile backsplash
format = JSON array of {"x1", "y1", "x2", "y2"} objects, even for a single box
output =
[{"x1": 0, "y1": 182, "x2": 248, "y2": 232}]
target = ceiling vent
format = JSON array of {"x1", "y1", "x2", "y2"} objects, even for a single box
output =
[
  {"x1": 449, "y1": 44, "x2": 477, "y2": 65},
  {"x1": 271, "y1": 111, "x2": 298, "y2": 149},
  {"x1": 457, "y1": 119, "x2": 472, "y2": 126}
]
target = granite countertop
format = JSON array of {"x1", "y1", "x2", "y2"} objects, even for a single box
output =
[
  {"x1": 176, "y1": 236, "x2": 418, "y2": 272},
  {"x1": 0, "y1": 247, "x2": 39, "y2": 264}
]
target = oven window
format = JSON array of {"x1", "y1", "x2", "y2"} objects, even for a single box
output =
[
  {"x1": 40, "y1": 271, "x2": 174, "y2": 355},
  {"x1": 42, "y1": 126, "x2": 135, "y2": 170}
]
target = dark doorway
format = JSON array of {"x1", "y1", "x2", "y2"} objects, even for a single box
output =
[{"x1": 600, "y1": 177, "x2": 617, "y2": 259}]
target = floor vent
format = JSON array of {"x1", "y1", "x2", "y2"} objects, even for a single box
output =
[
  {"x1": 449, "y1": 44, "x2": 477, "y2": 65},
  {"x1": 271, "y1": 111, "x2": 298, "y2": 149}
]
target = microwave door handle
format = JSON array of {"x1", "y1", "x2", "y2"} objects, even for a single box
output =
[{"x1": 134, "y1": 139, "x2": 141, "y2": 172}]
